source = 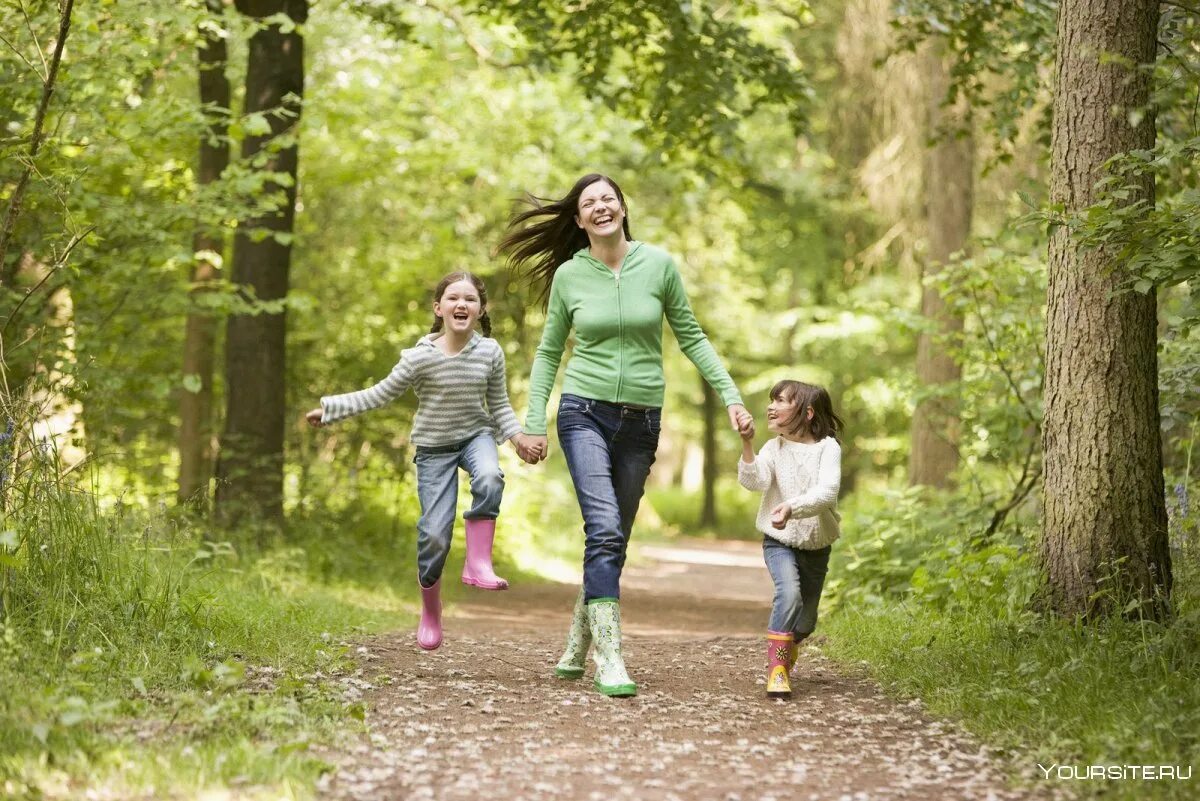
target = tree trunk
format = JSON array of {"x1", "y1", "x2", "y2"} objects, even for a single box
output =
[
  {"x1": 909, "y1": 44, "x2": 971, "y2": 489},
  {"x1": 178, "y1": 0, "x2": 231, "y2": 508},
  {"x1": 1041, "y1": 0, "x2": 1170, "y2": 619},
  {"x1": 700, "y1": 377, "x2": 717, "y2": 528},
  {"x1": 215, "y1": 0, "x2": 307, "y2": 529}
]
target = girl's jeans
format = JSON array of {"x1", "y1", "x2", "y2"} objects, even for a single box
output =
[
  {"x1": 557, "y1": 394, "x2": 660, "y2": 602},
  {"x1": 762, "y1": 537, "x2": 832, "y2": 637},
  {"x1": 413, "y1": 431, "x2": 504, "y2": 587}
]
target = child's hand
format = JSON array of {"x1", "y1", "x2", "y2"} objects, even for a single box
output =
[
  {"x1": 728, "y1": 403, "x2": 755, "y2": 436},
  {"x1": 512, "y1": 433, "x2": 547, "y2": 464},
  {"x1": 739, "y1": 421, "x2": 756, "y2": 441},
  {"x1": 304, "y1": 408, "x2": 325, "y2": 428},
  {"x1": 770, "y1": 502, "x2": 792, "y2": 529}
]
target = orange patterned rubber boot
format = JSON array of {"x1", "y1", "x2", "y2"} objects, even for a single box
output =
[{"x1": 767, "y1": 631, "x2": 793, "y2": 699}]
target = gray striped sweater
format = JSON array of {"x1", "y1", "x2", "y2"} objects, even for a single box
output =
[{"x1": 320, "y1": 332, "x2": 523, "y2": 447}]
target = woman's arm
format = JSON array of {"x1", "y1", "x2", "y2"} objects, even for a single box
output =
[
  {"x1": 524, "y1": 274, "x2": 571, "y2": 436},
  {"x1": 319, "y1": 351, "x2": 417, "y2": 425},
  {"x1": 786, "y1": 440, "x2": 842, "y2": 518},
  {"x1": 662, "y1": 260, "x2": 743, "y2": 408}
]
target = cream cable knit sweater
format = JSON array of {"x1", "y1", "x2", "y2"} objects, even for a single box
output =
[{"x1": 737, "y1": 436, "x2": 842, "y2": 549}]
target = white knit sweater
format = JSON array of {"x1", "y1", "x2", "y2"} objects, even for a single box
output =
[{"x1": 737, "y1": 436, "x2": 842, "y2": 549}]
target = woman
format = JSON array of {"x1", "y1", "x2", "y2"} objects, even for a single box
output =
[{"x1": 499, "y1": 173, "x2": 753, "y2": 697}]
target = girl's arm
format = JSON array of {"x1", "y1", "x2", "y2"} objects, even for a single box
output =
[
  {"x1": 736, "y1": 438, "x2": 775, "y2": 492},
  {"x1": 662, "y1": 260, "x2": 743, "y2": 408},
  {"x1": 485, "y1": 343, "x2": 525, "y2": 443},
  {"x1": 319, "y1": 351, "x2": 417, "y2": 425},
  {"x1": 786, "y1": 439, "x2": 842, "y2": 518},
  {"x1": 524, "y1": 274, "x2": 571, "y2": 436}
]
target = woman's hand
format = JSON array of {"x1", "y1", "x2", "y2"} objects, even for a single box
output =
[
  {"x1": 728, "y1": 403, "x2": 754, "y2": 436},
  {"x1": 770, "y1": 502, "x2": 792, "y2": 529},
  {"x1": 512, "y1": 433, "x2": 548, "y2": 464},
  {"x1": 304, "y1": 408, "x2": 325, "y2": 428}
]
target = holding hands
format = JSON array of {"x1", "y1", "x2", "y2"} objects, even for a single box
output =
[
  {"x1": 729, "y1": 403, "x2": 755, "y2": 439},
  {"x1": 511, "y1": 433, "x2": 547, "y2": 465}
]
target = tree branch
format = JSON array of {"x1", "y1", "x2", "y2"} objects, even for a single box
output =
[
  {"x1": 1160, "y1": 1, "x2": 1200, "y2": 16},
  {"x1": 0, "y1": 0, "x2": 75, "y2": 282}
]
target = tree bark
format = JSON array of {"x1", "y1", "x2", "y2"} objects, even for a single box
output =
[
  {"x1": 178, "y1": 0, "x2": 231, "y2": 508},
  {"x1": 700, "y1": 378, "x2": 718, "y2": 528},
  {"x1": 909, "y1": 44, "x2": 971, "y2": 489},
  {"x1": 215, "y1": 0, "x2": 307, "y2": 529},
  {"x1": 1041, "y1": 0, "x2": 1170, "y2": 618}
]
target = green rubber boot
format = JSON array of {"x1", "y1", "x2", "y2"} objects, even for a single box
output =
[
  {"x1": 554, "y1": 588, "x2": 591, "y2": 679},
  {"x1": 586, "y1": 598, "x2": 637, "y2": 697}
]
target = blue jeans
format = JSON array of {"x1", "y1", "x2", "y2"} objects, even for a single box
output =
[
  {"x1": 412, "y1": 431, "x2": 504, "y2": 587},
  {"x1": 763, "y1": 537, "x2": 831, "y2": 637},
  {"x1": 557, "y1": 394, "x2": 660, "y2": 602}
]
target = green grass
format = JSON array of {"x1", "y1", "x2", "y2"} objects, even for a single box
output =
[
  {"x1": 0, "y1": 451, "x2": 595, "y2": 799},
  {"x1": 811, "y1": 487, "x2": 1200, "y2": 801},
  {"x1": 820, "y1": 602, "x2": 1200, "y2": 800},
  {"x1": 0, "y1": 463, "x2": 411, "y2": 799}
]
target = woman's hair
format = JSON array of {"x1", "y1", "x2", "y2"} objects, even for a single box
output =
[
  {"x1": 770, "y1": 380, "x2": 844, "y2": 442},
  {"x1": 496, "y1": 173, "x2": 633, "y2": 306},
  {"x1": 430, "y1": 271, "x2": 492, "y2": 337}
]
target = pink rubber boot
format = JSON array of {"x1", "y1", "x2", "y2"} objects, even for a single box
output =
[
  {"x1": 461, "y1": 518, "x2": 509, "y2": 590},
  {"x1": 417, "y1": 579, "x2": 443, "y2": 650},
  {"x1": 767, "y1": 631, "x2": 793, "y2": 699}
]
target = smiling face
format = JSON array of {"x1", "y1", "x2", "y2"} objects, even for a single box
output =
[
  {"x1": 433, "y1": 279, "x2": 482, "y2": 335},
  {"x1": 574, "y1": 180, "x2": 626, "y2": 241},
  {"x1": 767, "y1": 389, "x2": 812, "y2": 436}
]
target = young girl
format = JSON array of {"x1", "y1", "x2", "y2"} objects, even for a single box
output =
[
  {"x1": 305, "y1": 272, "x2": 543, "y2": 651},
  {"x1": 737, "y1": 380, "x2": 844, "y2": 699}
]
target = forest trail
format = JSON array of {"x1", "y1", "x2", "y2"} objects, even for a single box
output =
[{"x1": 317, "y1": 539, "x2": 1053, "y2": 801}]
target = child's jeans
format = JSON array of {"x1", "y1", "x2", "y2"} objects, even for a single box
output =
[
  {"x1": 413, "y1": 431, "x2": 504, "y2": 587},
  {"x1": 762, "y1": 537, "x2": 831, "y2": 637}
]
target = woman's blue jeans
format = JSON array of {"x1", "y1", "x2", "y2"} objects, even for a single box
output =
[
  {"x1": 557, "y1": 394, "x2": 660, "y2": 602},
  {"x1": 762, "y1": 537, "x2": 831, "y2": 637},
  {"x1": 412, "y1": 431, "x2": 504, "y2": 587}
]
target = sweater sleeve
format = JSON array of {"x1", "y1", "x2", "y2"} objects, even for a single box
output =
[
  {"x1": 787, "y1": 439, "x2": 842, "y2": 518},
  {"x1": 320, "y1": 350, "x2": 417, "y2": 424},
  {"x1": 662, "y1": 260, "x2": 743, "y2": 407},
  {"x1": 524, "y1": 272, "x2": 571, "y2": 436},
  {"x1": 486, "y1": 342, "x2": 524, "y2": 443},
  {"x1": 737, "y1": 439, "x2": 776, "y2": 492}
]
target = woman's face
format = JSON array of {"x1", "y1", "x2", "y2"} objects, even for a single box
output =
[
  {"x1": 574, "y1": 180, "x2": 625, "y2": 241},
  {"x1": 433, "y1": 279, "x2": 482, "y2": 335}
]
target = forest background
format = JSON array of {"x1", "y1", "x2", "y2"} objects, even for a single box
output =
[{"x1": 0, "y1": 0, "x2": 1197, "y2": 799}]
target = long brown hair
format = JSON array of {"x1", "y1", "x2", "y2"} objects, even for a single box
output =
[
  {"x1": 496, "y1": 173, "x2": 633, "y2": 306},
  {"x1": 429, "y1": 271, "x2": 492, "y2": 337},
  {"x1": 771, "y1": 380, "x2": 844, "y2": 442}
]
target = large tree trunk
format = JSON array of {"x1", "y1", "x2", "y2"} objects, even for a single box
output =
[
  {"x1": 1041, "y1": 0, "x2": 1170, "y2": 618},
  {"x1": 909, "y1": 44, "x2": 971, "y2": 488},
  {"x1": 700, "y1": 378, "x2": 718, "y2": 528},
  {"x1": 178, "y1": 0, "x2": 231, "y2": 508},
  {"x1": 215, "y1": 0, "x2": 307, "y2": 529}
]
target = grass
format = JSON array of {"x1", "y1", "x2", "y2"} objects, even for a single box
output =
[
  {"x1": 819, "y1": 601, "x2": 1200, "y2": 800},
  {"x1": 0, "y1": 447, "x2": 592, "y2": 800},
  {"x1": 811, "y1": 487, "x2": 1200, "y2": 801}
]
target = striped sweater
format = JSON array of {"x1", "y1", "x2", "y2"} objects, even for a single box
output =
[{"x1": 320, "y1": 332, "x2": 524, "y2": 447}]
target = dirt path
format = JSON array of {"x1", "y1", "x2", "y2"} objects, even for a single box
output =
[{"x1": 317, "y1": 539, "x2": 1053, "y2": 801}]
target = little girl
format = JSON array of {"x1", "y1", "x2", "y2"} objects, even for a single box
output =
[
  {"x1": 306, "y1": 272, "x2": 543, "y2": 651},
  {"x1": 737, "y1": 379, "x2": 844, "y2": 699}
]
